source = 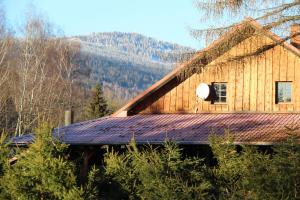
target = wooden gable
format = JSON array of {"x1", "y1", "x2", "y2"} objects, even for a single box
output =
[{"x1": 114, "y1": 18, "x2": 300, "y2": 116}]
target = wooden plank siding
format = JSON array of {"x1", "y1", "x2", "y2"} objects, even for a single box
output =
[
  {"x1": 135, "y1": 34, "x2": 300, "y2": 114},
  {"x1": 295, "y1": 56, "x2": 300, "y2": 110}
]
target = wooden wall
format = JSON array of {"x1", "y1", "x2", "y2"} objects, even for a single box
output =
[{"x1": 130, "y1": 34, "x2": 300, "y2": 114}]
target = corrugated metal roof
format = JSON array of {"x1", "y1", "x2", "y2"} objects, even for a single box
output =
[
  {"x1": 9, "y1": 133, "x2": 34, "y2": 145},
  {"x1": 50, "y1": 113, "x2": 300, "y2": 145},
  {"x1": 11, "y1": 113, "x2": 300, "y2": 145}
]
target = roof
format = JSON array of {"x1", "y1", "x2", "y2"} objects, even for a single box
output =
[
  {"x1": 12, "y1": 113, "x2": 300, "y2": 145},
  {"x1": 113, "y1": 18, "x2": 300, "y2": 117},
  {"x1": 9, "y1": 133, "x2": 34, "y2": 146}
]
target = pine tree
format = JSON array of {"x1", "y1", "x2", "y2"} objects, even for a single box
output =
[
  {"x1": 0, "y1": 131, "x2": 10, "y2": 199},
  {"x1": 85, "y1": 83, "x2": 110, "y2": 119},
  {"x1": 0, "y1": 132, "x2": 8, "y2": 177},
  {"x1": 208, "y1": 128, "x2": 300, "y2": 199},
  {"x1": 1, "y1": 124, "x2": 84, "y2": 200},
  {"x1": 105, "y1": 140, "x2": 211, "y2": 200}
]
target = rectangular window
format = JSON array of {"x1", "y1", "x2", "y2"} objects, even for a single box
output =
[
  {"x1": 212, "y1": 82, "x2": 227, "y2": 103},
  {"x1": 276, "y1": 82, "x2": 292, "y2": 103}
]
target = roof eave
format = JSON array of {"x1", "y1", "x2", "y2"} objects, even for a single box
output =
[{"x1": 57, "y1": 140, "x2": 282, "y2": 146}]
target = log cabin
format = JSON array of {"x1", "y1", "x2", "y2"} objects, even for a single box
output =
[{"x1": 13, "y1": 18, "x2": 300, "y2": 147}]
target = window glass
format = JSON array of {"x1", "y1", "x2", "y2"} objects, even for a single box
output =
[
  {"x1": 213, "y1": 83, "x2": 227, "y2": 103},
  {"x1": 276, "y1": 82, "x2": 292, "y2": 103}
]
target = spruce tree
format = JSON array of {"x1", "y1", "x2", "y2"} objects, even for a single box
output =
[
  {"x1": 209, "y1": 129, "x2": 300, "y2": 199},
  {"x1": 105, "y1": 140, "x2": 211, "y2": 200},
  {"x1": 0, "y1": 132, "x2": 8, "y2": 178},
  {"x1": 1, "y1": 124, "x2": 84, "y2": 200},
  {"x1": 85, "y1": 83, "x2": 110, "y2": 119},
  {"x1": 0, "y1": 132, "x2": 10, "y2": 199}
]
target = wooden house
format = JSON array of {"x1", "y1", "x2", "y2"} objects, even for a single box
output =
[{"x1": 13, "y1": 18, "x2": 300, "y2": 146}]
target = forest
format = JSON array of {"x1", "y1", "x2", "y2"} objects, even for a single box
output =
[{"x1": 72, "y1": 32, "x2": 194, "y2": 107}]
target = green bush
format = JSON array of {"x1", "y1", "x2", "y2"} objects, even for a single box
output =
[
  {"x1": 209, "y1": 129, "x2": 300, "y2": 200},
  {"x1": 1, "y1": 124, "x2": 84, "y2": 200},
  {"x1": 0, "y1": 132, "x2": 8, "y2": 177},
  {"x1": 0, "y1": 131, "x2": 10, "y2": 199},
  {"x1": 105, "y1": 140, "x2": 211, "y2": 200}
]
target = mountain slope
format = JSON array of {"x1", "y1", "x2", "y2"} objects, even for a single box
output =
[{"x1": 69, "y1": 32, "x2": 195, "y2": 108}]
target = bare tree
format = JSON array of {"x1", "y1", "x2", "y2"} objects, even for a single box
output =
[
  {"x1": 0, "y1": 8, "x2": 10, "y2": 95},
  {"x1": 175, "y1": 0, "x2": 300, "y2": 78},
  {"x1": 0, "y1": 7, "x2": 14, "y2": 132},
  {"x1": 193, "y1": 0, "x2": 300, "y2": 43},
  {"x1": 0, "y1": 5, "x2": 89, "y2": 136},
  {"x1": 10, "y1": 16, "x2": 85, "y2": 136}
]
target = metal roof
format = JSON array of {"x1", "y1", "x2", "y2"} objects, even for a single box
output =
[
  {"x1": 9, "y1": 133, "x2": 34, "y2": 146},
  {"x1": 11, "y1": 113, "x2": 300, "y2": 145},
  {"x1": 51, "y1": 113, "x2": 300, "y2": 145}
]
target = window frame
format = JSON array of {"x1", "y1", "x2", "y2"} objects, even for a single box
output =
[
  {"x1": 212, "y1": 82, "x2": 227, "y2": 104},
  {"x1": 275, "y1": 81, "x2": 292, "y2": 104}
]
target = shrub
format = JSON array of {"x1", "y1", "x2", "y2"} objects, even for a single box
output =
[
  {"x1": 209, "y1": 129, "x2": 300, "y2": 200},
  {"x1": 1, "y1": 124, "x2": 84, "y2": 200},
  {"x1": 105, "y1": 140, "x2": 211, "y2": 200}
]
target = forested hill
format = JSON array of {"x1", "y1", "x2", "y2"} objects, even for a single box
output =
[{"x1": 69, "y1": 32, "x2": 195, "y2": 108}]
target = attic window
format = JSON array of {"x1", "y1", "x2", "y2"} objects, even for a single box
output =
[
  {"x1": 212, "y1": 82, "x2": 227, "y2": 103},
  {"x1": 276, "y1": 82, "x2": 292, "y2": 103}
]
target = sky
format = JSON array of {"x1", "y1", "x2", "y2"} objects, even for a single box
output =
[{"x1": 4, "y1": 0, "x2": 204, "y2": 49}]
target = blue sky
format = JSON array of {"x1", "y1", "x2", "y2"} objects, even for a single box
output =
[{"x1": 4, "y1": 0, "x2": 204, "y2": 49}]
